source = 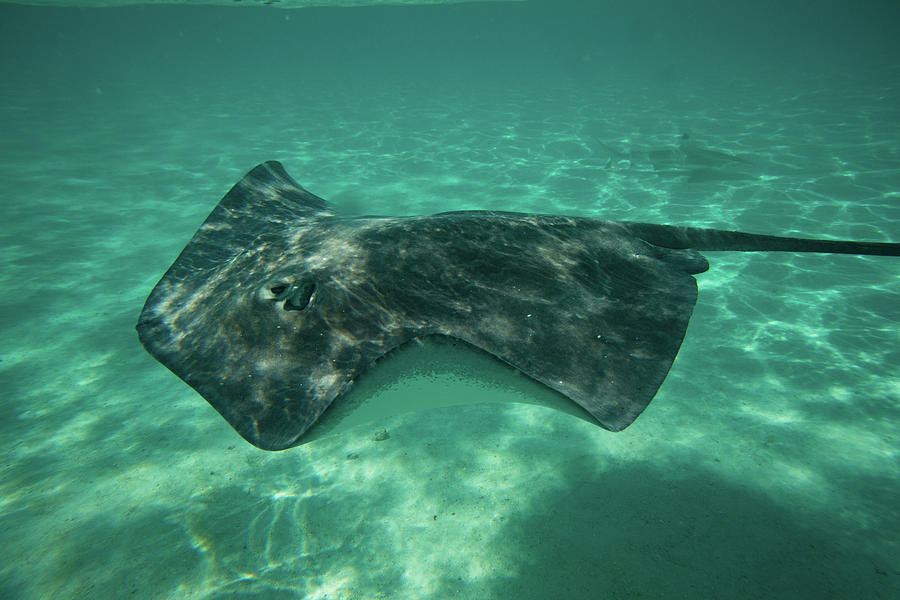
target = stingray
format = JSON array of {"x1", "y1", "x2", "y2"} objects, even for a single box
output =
[
  {"x1": 136, "y1": 161, "x2": 899, "y2": 450},
  {"x1": 678, "y1": 133, "x2": 751, "y2": 167},
  {"x1": 601, "y1": 133, "x2": 751, "y2": 173}
]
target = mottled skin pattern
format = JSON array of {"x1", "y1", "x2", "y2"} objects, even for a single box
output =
[{"x1": 137, "y1": 162, "x2": 900, "y2": 450}]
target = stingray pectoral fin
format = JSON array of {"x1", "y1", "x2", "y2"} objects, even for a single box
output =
[
  {"x1": 136, "y1": 289, "x2": 369, "y2": 450},
  {"x1": 510, "y1": 273, "x2": 697, "y2": 432},
  {"x1": 136, "y1": 162, "x2": 349, "y2": 450},
  {"x1": 430, "y1": 227, "x2": 704, "y2": 432}
]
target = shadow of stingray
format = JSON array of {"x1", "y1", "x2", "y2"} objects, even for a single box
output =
[
  {"x1": 478, "y1": 458, "x2": 898, "y2": 599},
  {"x1": 13, "y1": 400, "x2": 897, "y2": 599}
]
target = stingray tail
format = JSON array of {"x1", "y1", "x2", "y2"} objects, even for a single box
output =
[{"x1": 624, "y1": 223, "x2": 900, "y2": 257}]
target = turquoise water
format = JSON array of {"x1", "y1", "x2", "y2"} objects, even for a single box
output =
[{"x1": 2, "y1": 1, "x2": 899, "y2": 598}]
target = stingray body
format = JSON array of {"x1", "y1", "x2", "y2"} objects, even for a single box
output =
[
  {"x1": 137, "y1": 162, "x2": 899, "y2": 450},
  {"x1": 602, "y1": 134, "x2": 750, "y2": 172}
]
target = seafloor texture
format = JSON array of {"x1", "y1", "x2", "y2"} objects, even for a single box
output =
[{"x1": 1, "y1": 1, "x2": 899, "y2": 599}]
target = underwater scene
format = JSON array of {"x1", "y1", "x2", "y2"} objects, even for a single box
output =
[{"x1": 1, "y1": 0, "x2": 898, "y2": 598}]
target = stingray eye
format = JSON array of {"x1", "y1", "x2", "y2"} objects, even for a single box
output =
[
  {"x1": 266, "y1": 280, "x2": 316, "y2": 311},
  {"x1": 284, "y1": 281, "x2": 316, "y2": 312}
]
